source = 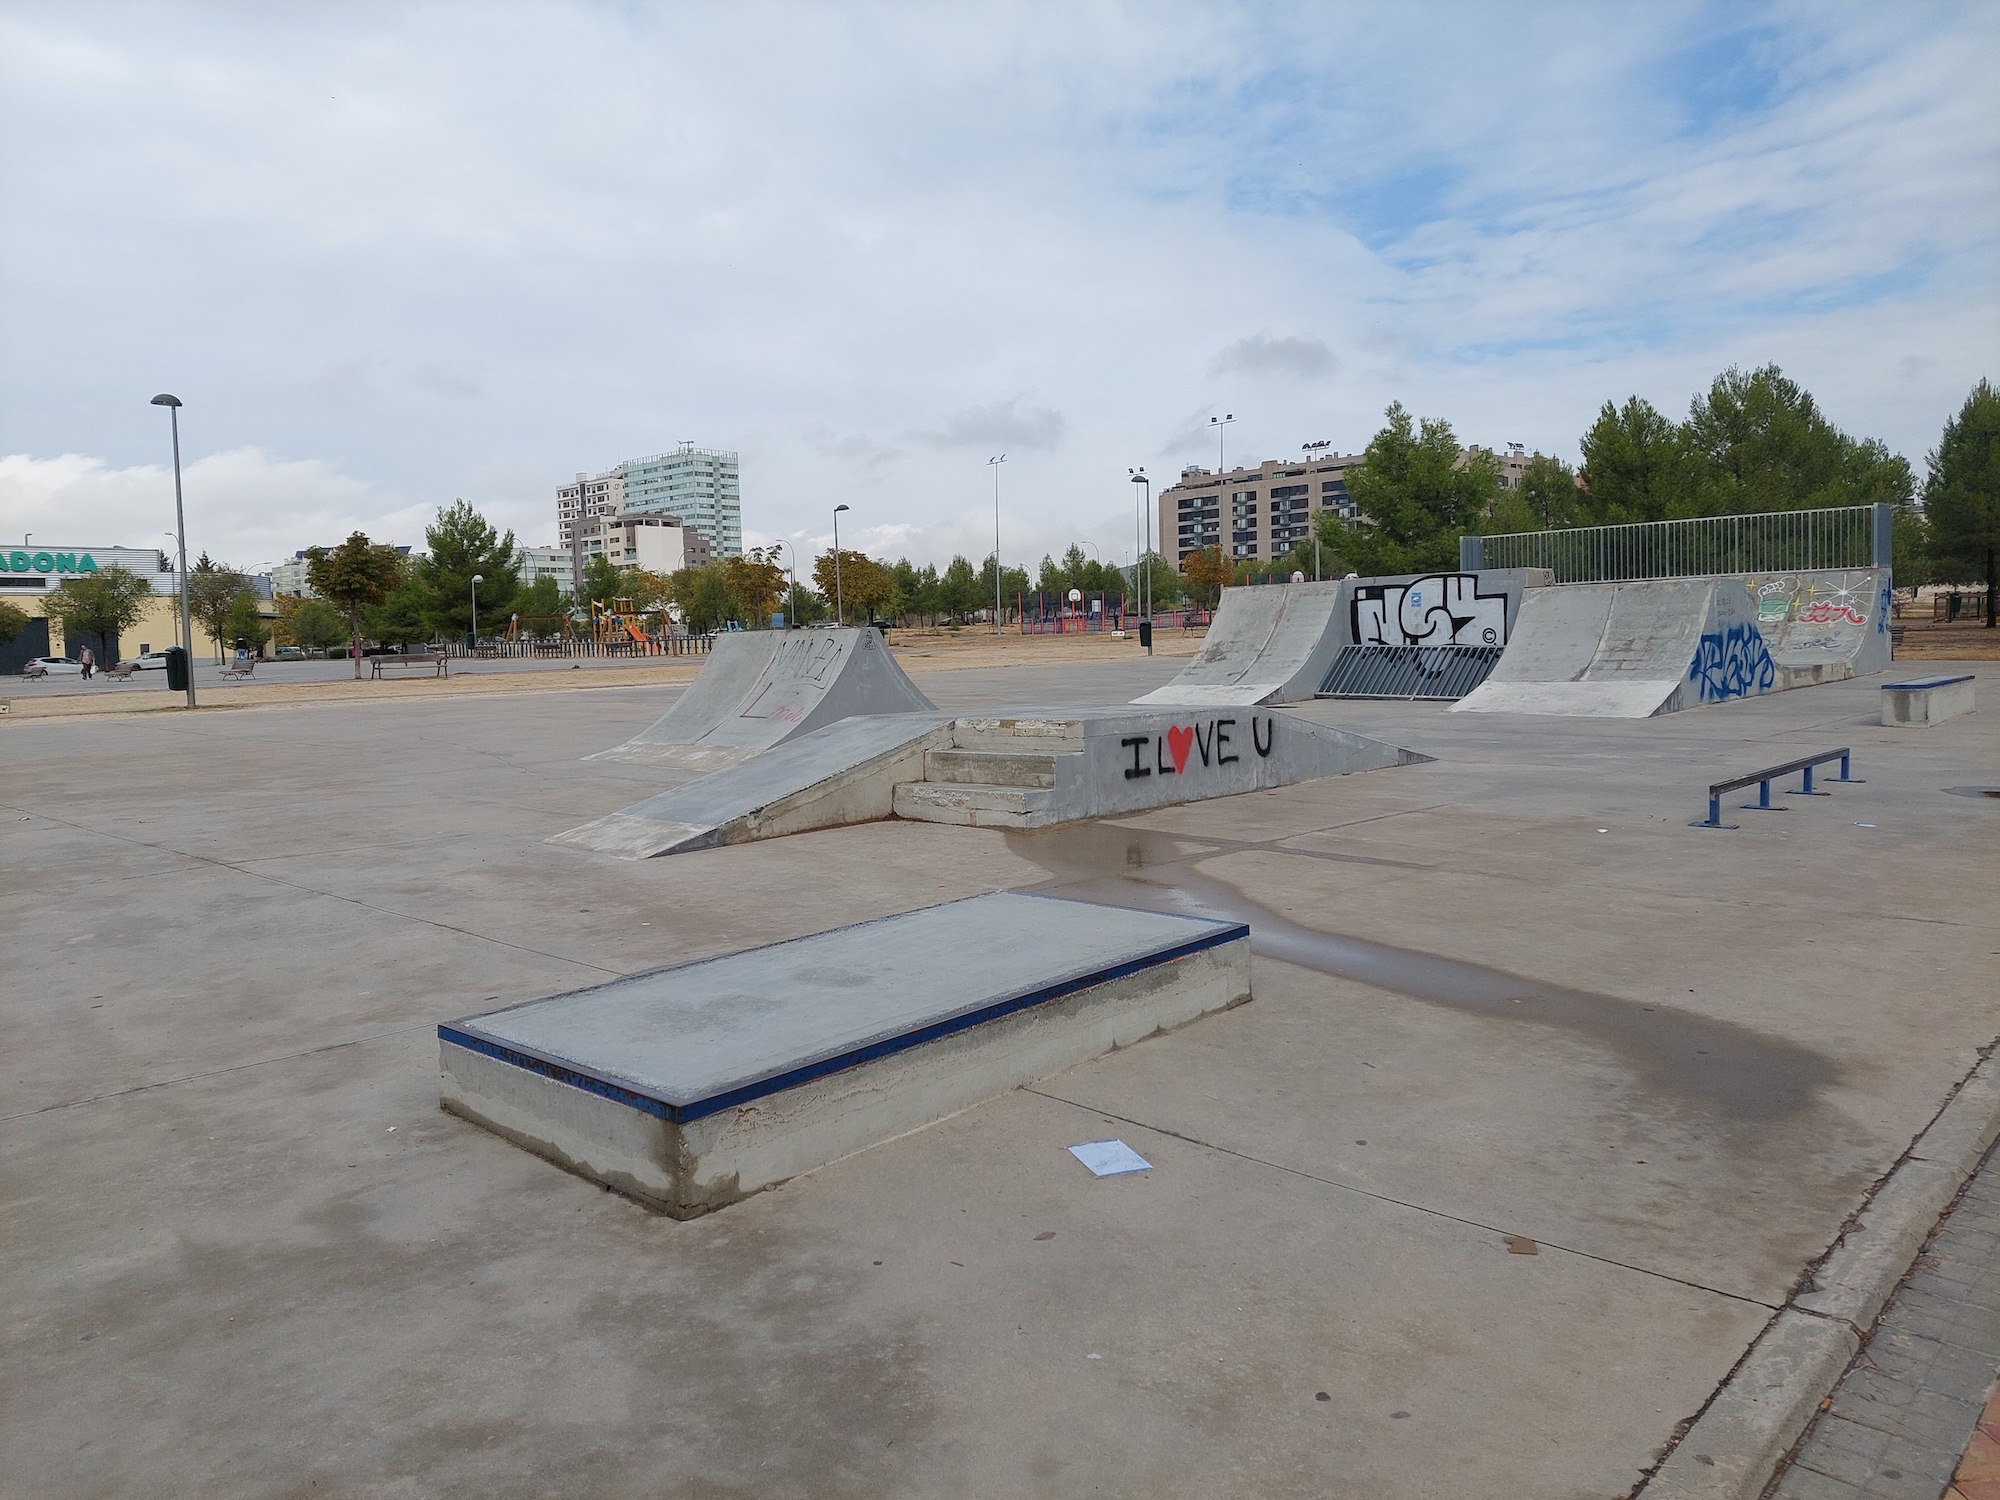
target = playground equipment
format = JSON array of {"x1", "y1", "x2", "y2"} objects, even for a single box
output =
[{"x1": 589, "y1": 597, "x2": 656, "y2": 646}]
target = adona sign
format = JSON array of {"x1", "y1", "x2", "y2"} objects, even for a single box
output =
[{"x1": 2, "y1": 551, "x2": 102, "y2": 575}]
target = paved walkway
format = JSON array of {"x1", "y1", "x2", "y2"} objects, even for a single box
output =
[{"x1": 1772, "y1": 1139, "x2": 2000, "y2": 1500}]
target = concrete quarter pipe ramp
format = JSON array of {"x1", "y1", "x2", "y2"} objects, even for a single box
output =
[
  {"x1": 590, "y1": 627, "x2": 937, "y2": 771},
  {"x1": 1453, "y1": 569, "x2": 1890, "y2": 718},
  {"x1": 1133, "y1": 581, "x2": 1347, "y2": 707}
]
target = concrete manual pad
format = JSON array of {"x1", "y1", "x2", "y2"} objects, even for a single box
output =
[{"x1": 439, "y1": 892, "x2": 1249, "y2": 1216}]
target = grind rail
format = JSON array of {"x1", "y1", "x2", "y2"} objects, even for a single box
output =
[{"x1": 1693, "y1": 747, "x2": 1862, "y2": 829}]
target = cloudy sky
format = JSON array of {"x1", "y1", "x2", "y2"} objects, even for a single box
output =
[{"x1": 2, "y1": 1, "x2": 1995, "y2": 575}]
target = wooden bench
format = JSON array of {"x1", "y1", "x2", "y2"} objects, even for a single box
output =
[
  {"x1": 102, "y1": 661, "x2": 137, "y2": 680},
  {"x1": 1881, "y1": 674, "x2": 1974, "y2": 728},
  {"x1": 220, "y1": 658, "x2": 257, "y2": 680},
  {"x1": 369, "y1": 653, "x2": 448, "y2": 679}
]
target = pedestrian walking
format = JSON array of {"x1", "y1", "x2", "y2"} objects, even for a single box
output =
[{"x1": 79, "y1": 645, "x2": 95, "y2": 681}]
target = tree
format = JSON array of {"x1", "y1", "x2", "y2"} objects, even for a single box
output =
[
  {"x1": 977, "y1": 555, "x2": 1030, "y2": 624},
  {"x1": 1577, "y1": 396, "x2": 1694, "y2": 524},
  {"x1": 221, "y1": 593, "x2": 271, "y2": 655},
  {"x1": 1339, "y1": 402, "x2": 1499, "y2": 575},
  {"x1": 670, "y1": 564, "x2": 734, "y2": 635},
  {"x1": 1180, "y1": 546, "x2": 1231, "y2": 608},
  {"x1": 724, "y1": 548, "x2": 786, "y2": 626},
  {"x1": 515, "y1": 575, "x2": 568, "y2": 630},
  {"x1": 41, "y1": 565, "x2": 155, "y2": 663},
  {"x1": 276, "y1": 596, "x2": 349, "y2": 651},
  {"x1": 0, "y1": 599, "x2": 29, "y2": 646},
  {"x1": 578, "y1": 554, "x2": 623, "y2": 608},
  {"x1": 812, "y1": 548, "x2": 892, "y2": 623},
  {"x1": 1509, "y1": 454, "x2": 1584, "y2": 531},
  {"x1": 413, "y1": 499, "x2": 520, "y2": 638},
  {"x1": 1924, "y1": 378, "x2": 2000, "y2": 628},
  {"x1": 186, "y1": 554, "x2": 252, "y2": 661},
  {"x1": 306, "y1": 534, "x2": 409, "y2": 677},
  {"x1": 938, "y1": 555, "x2": 980, "y2": 622}
]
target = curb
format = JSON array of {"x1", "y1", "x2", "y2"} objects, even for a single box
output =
[{"x1": 1637, "y1": 1048, "x2": 2000, "y2": 1500}]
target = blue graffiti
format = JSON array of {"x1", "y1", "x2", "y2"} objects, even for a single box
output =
[
  {"x1": 1875, "y1": 580, "x2": 1892, "y2": 634},
  {"x1": 1688, "y1": 623, "x2": 1776, "y2": 702}
]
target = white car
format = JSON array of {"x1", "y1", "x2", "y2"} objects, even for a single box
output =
[
  {"x1": 134, "y1": 651, "x2": 171, "y2": 670},
  {"x1": 22, "y1": 656, "x2": 82, "y2": 676}
]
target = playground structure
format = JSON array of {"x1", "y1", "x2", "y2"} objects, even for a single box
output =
[
  {"x1": 588, "y1": 597, "x2": 661, "y2": 647},
  {"x1": 1017, "y1": 590, "x2": 1125, "y2": 633}
]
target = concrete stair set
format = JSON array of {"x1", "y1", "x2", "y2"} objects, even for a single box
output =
[{"x1": 892, "y1": 720, "x2": 1079, "y2": 829}]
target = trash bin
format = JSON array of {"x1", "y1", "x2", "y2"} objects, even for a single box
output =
[
  {"x1": 1138, "y1": 620, "x2": 1153, "y2": 652},
  {"x1": 164, "y1": 646, "x2": 189, "y2": 692}
]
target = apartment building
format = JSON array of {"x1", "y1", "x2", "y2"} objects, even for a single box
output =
[
  {"x1": 1160, "y1": 444, "x2": 1536, "y2": 566},
  {"x1": 555, "y1": 446, "x2": 741, "y2": 566},
  {"x1": 573, "y1": 512, "x2": 713, "y2": 576},
  {"x1": 514, "y1": 546, "x2": 576, "y2": 592}
]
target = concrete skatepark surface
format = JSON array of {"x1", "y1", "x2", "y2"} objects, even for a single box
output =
[
  {"x1": 2, "y1": 651, "x2": 1994, "y2": 1497},
  {"x1": 1134, "y1": 580, "x2": 1348, "y2": 706},
  {"x1": 1457, "y1": 569, "x2": 1892, "y2": 718}
]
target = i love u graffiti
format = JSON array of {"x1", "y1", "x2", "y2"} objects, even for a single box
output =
[{"x1": 1121, "y1": 716, "x2": 1276, "y2": 779}]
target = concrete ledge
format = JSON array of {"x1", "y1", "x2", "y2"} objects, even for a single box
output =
[
  {"x1": 1792, "y1": 1160, "x2": 1964, "y2": 1328},
  {"x1": 1881, "y1": 673, "x2": 1975, "y2": 727},
  {"x1": 439, "y1": 893, "x2": 1251, "y2": 1216},
  {"x1": 1644, "y1": 1312, "x2": 1859, "y2": 1500}
]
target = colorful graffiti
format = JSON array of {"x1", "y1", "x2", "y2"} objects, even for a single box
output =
[
  {"x1": 1351, "y1": 574, "x2": 1509, "y2": 648},
  {"x1": 1688, "y1": 623, "x2": 1776, "y2": 703}
]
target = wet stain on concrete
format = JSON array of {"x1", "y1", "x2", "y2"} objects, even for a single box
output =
[{"x1": 1004, "y1": 823, "x2": 1839, "y2": 1122}]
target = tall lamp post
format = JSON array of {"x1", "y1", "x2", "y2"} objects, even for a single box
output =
[
  {"x1": 470, "y1": 574, "x2": 483, "y2": 648},
  {"x1": 771, "y1": 539, "x2": 798, "y2": 628},
  {"x1": 832, "y1": 504, "x2": 849, "y2": 625},
  {"x1": 987, "y1": 454, "x2": 1007, "y2": 634},
  {"x1": 1128, "y1": 468, "x2": 1152, "y2": 655},
  {"x1": 149, "y1": 395, "x2": 196, "y2": 708}
]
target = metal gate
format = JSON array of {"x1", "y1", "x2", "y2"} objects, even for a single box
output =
[{"x1": 1316, "y1": 644, "x2": 1504, "y2": 701}]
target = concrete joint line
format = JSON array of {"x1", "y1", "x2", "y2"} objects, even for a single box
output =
[{"x1": 1633, "y1": 1046, "x2": 2000, "y2": 1500}]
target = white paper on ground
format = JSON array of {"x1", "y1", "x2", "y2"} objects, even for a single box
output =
[{"x1": 1068, "y1": 1139, "x2": 1152, "y2": 1177}]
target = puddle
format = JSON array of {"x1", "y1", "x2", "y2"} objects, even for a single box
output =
[{"x1": 1004, "y1": 823, "x2": 1837, "y2": 1122}]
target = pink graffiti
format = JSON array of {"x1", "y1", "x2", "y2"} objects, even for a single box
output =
[{"x1": 1798, "y1": 600, "x2": 1865, "y2": 625}]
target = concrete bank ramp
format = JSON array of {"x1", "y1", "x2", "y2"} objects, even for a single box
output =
[
  {"x1": 439, "y1": 893, "x2": 1250, "y2": 1216},
  {"x1": 1133, "y1": 581, "x2": 1347, "y2": 707},
  {"x1": 591, "y1": 627, "x2": 936, "y2": 772},
  {"x1": 1453, "y1": 569, "x2": 1890, "y2": 718},
  {"x1": 554, "y1": 706, "x2": 1426, "y2": 858}
]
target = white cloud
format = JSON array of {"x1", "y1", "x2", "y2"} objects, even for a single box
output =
[{"x1": 0, "y1": 2, "x2": 1993, "y2": 571}]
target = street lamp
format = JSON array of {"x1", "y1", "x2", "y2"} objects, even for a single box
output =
[
  {"x1": 150, "y1": 394, "x2": 196, "y2": 709},
  {"x1": 988, "y1": 455, "x2": 1007, "y2": 634},
  {"x1": 832, "y1": 505, "x2": 849, "y2": 625},
  {"x1": 471, "y1": 574, "x2": 483, "y2": 646},
  {"x1": 1129, "y1": 468, "x2": 1152, "y2": 655}
]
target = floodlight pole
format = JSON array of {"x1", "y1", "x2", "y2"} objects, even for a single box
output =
[
  {"x1": 988, "y1": 455, "x2": 1007, "y2": 634},
  {"x1": 1129, "y1": 469, "x2": 1151, "y2": 654},
  {"x1": 151, "y1": 394, "x2": 196, "y2": 708}
]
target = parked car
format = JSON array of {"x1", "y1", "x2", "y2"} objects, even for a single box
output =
[
  {"x1": 23, "y1": 656, "x2": 82, "y2": 676},
  {"x1": 274, "y1": 646, "x2": 305, "y2": 661},
  {"x1": 133, "y1": 651, "x2": 170, "y2": 670}
]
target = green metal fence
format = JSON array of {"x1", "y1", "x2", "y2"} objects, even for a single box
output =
[{"x1": 1463, "y1": 503, "x2": 1892, "y2": 582}]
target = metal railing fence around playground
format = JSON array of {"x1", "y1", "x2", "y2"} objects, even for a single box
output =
[
  {"x1": 435, "y1": 632, "x2": 715, "y2": 660},
  {"x1": 1462, "y1": 503, "x2": 1893, "y2": 583}
]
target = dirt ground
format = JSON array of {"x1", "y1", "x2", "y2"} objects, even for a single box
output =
[
  {"x1": 1891, "y1": 614, "x2": 2000, "y2": 660},
  {"x1": 0, "y1": 626, "x2": 1205, "y2": 723}
]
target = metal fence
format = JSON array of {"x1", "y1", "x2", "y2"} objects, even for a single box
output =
[{"x1": 1463, "y1": 503, "x2": 1892, "y2": 583}]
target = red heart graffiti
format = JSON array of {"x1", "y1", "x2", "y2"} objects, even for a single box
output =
[{"x1": 1165, "y1": 725, "x2": 1194, "y2": 774}]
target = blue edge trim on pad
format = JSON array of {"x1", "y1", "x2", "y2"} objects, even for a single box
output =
[{"x1": 439, "y1": 921, "x2": 1248, "y2": 1125}]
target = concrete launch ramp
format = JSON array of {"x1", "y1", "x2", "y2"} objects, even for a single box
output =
[
  {"x1": 555, "y1": 705, "x2": 1427, "y2": 858},
  {"x1": 1133, "y1": 581, "x2": 1347, "y2": 707},
  {"x1": 591, "y1": 627, "x2": 937, "y2": 771},
  {"x1": 1453, "y1": 569, "x2": 1890, "y2": 718}
]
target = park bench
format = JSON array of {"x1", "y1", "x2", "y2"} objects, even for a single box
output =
[
  {"x1": 369, "y1": 653, "x2": 448, "y2": 679},
  {"x1": 20, "y1": 663, "x2": 47, "y2": 680},
  {"x1": 102, "y1": 661, "x2": 137, "y2": 680},
  {"x1": 1881, "y1": 674, "x2": 1974, "y2": 728},
  {"x1": 220, "y1": 658, "x2": 257, "y2": 680}
]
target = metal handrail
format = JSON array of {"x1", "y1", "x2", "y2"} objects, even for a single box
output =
[
  {"x1": 1694, "y1": 748, "x2": 1861, "y2": 829},
  {"x1": 1468, "y1": 504, "x2": 1890, "y2": 583}
]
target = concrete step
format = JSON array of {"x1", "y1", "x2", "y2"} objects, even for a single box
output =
[
  {"x1": 924, "y1": 747, "x2": 1064, "y2": 788},
  {"x1": 892, "y1": 780, "x2": 1059, "y2": 828},
  {"x1": 949, "y1": 715, "x2": 1085, "y2": 752}
]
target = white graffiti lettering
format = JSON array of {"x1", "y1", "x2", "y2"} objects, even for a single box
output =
[{"x1": 1352, "y1": 574, "x2": 1508, "y2": 648}]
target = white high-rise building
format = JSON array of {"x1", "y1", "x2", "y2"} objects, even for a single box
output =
[{"x1": 555, "y1": 447, "x2": 741, "y2": 570}]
